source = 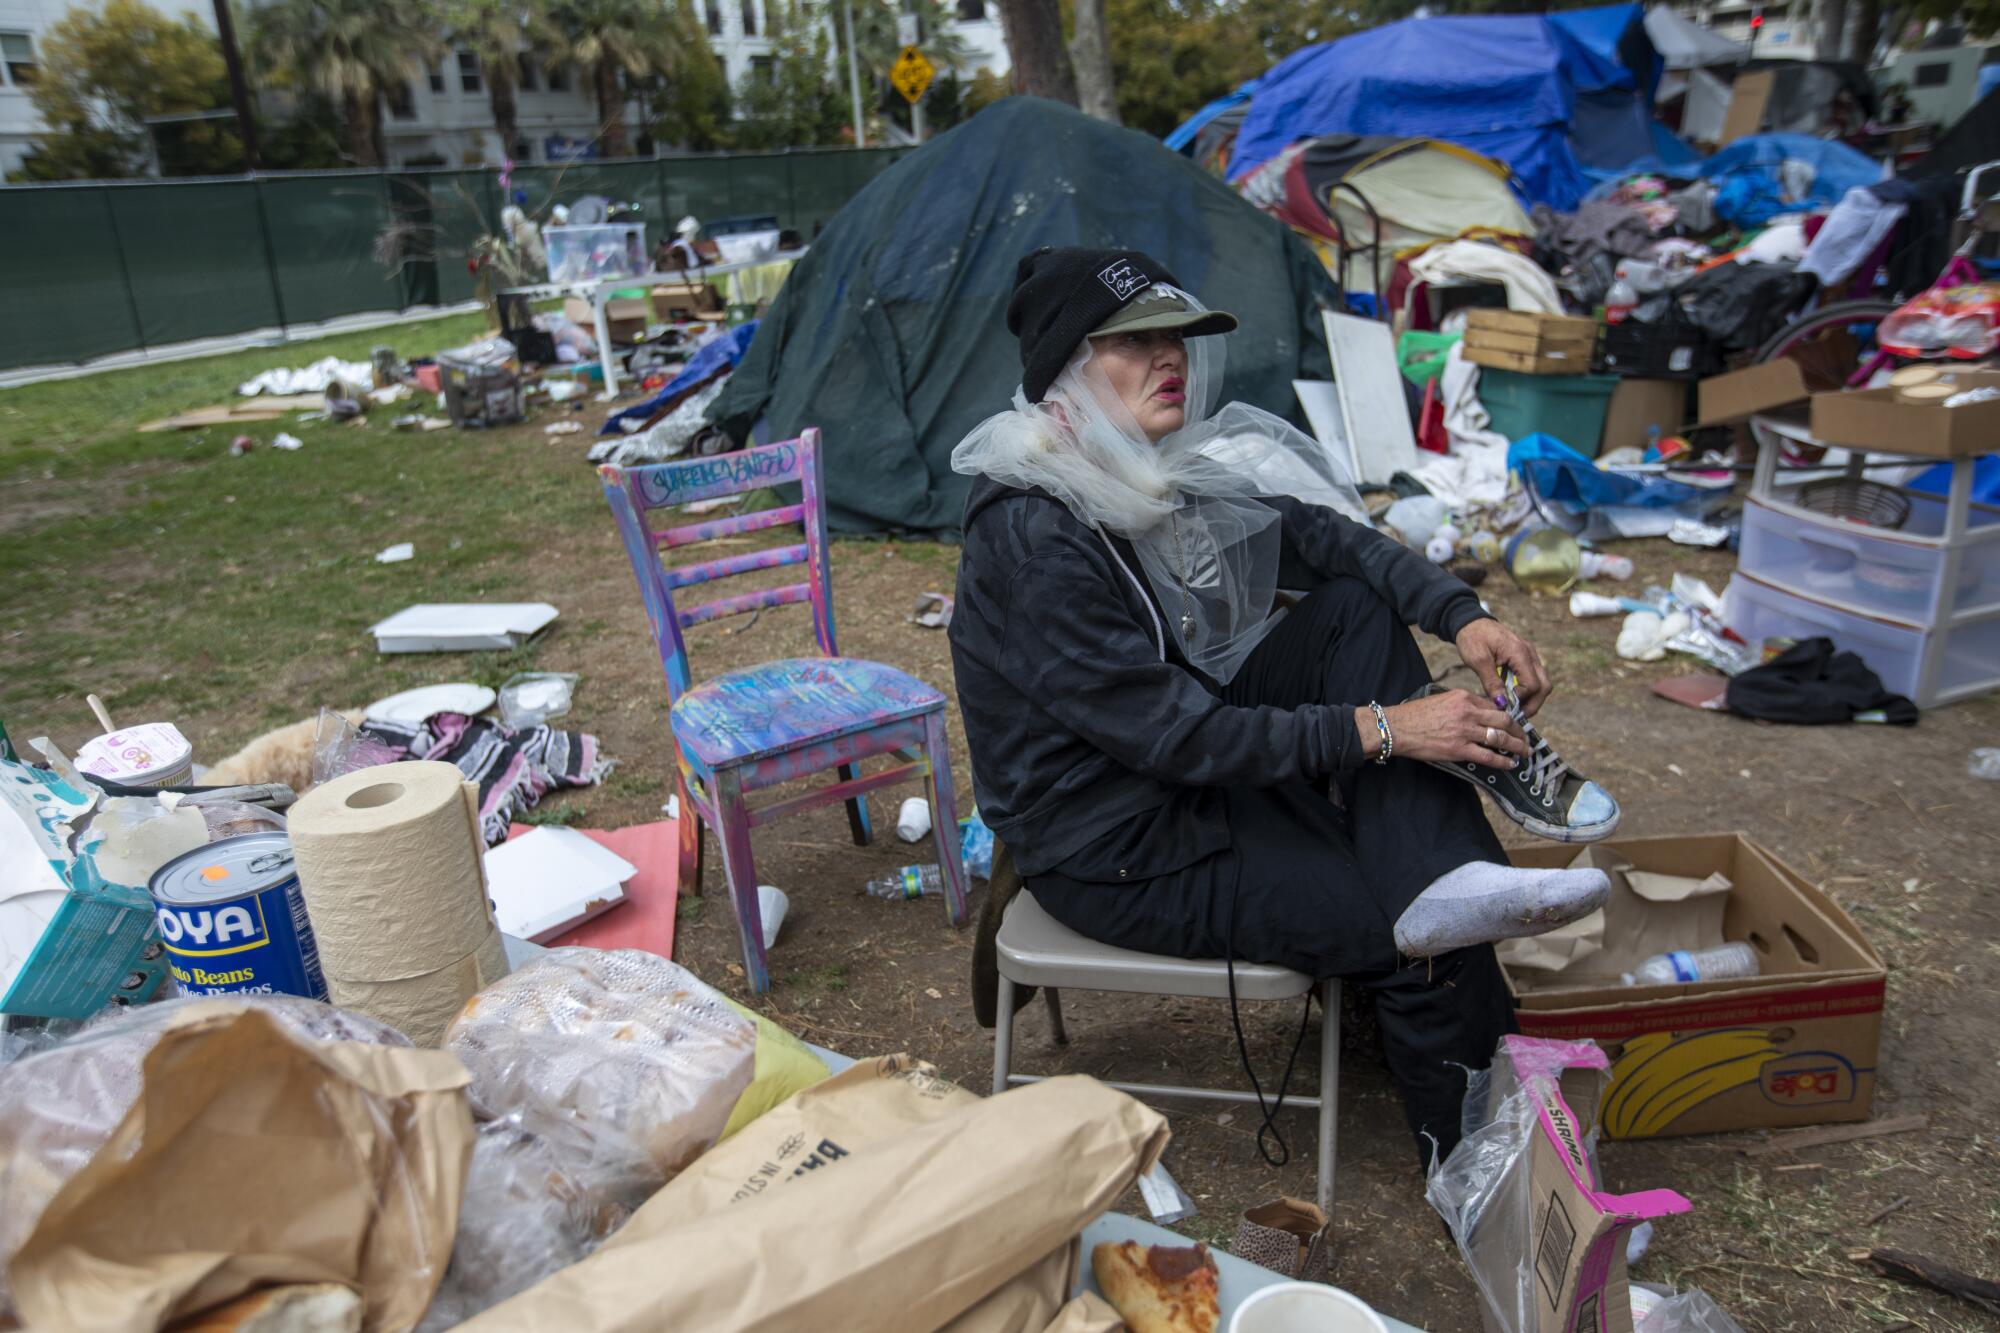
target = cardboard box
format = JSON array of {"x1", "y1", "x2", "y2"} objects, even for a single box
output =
[
  {"x1": 1464, "y1": 310, "x2": 1601, "y2": 375},
  {"x1": 651, "y1": 281, "x2": 726, "y2": 323},
  {"x1": 1600, "y1": 378, "x2": 1688, "y2": 455},
  {"x1": 562, "y1": 296, "x2": 650, "y2": 346},
  {"x1": 1694, "y1": 358, "x2": 1810, "y2": 426},
  {"x1": 1503, "y1": 833, "x2": 1884, "y2": 1140},
  {"x1": 1809, "y1": 370, "x2": 2000, "y2": 459}
]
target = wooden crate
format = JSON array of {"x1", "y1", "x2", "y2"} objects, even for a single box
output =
[{"x1": 1464, "y1": 308, "x2": 1600, "y2": 375}]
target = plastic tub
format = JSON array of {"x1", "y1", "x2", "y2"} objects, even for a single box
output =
[
  {"x1": 1739, "y1": 497, "x2": 2000, "y2": 626},
  {"x1": 1477, "y1": 369, "x2": 1620, "y2": 457},
  {"x1": 543, "y1": 223, "x2": 648, "y2": 283},
  {"x1": 1724, "y1": 572, "x2": 2000, "y2": 708}
]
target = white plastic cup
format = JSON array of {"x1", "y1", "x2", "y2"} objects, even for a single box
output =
[
  {"x1": 896, "y1": 797, "x2": 932, "y2": 843},
  {"x1": 1228, "y1": 1281, "x2": 1390, "y2": 1333},
  {"x1": 757, "y1": 885, "x2": 788, "y2": 950}
]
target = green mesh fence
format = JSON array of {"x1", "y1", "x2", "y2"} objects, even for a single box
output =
[{"x1": 0, "y1": 147, "x2": 905, "y2": 373}]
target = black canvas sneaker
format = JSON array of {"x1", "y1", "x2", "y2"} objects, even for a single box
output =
[{"x1": 1412, "y1": 676, "x2": 1621, "y2": 844}]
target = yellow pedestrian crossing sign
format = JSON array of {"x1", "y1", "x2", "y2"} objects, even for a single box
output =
[{"x1": 891, "y1": 45, "x2": 935, "y2": 104}]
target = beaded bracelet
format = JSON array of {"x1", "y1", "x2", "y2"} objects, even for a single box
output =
[{"x1": 1368, "y1": 701, "x2": 1392, "y2": 765}]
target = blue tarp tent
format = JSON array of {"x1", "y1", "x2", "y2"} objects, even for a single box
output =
[
  {"x1": 1219, "y1": 3, "x2": 1671, "y2": 210},
  {"x1": 1165, "y1": 82, "x2": 1256, "y2": 154}
]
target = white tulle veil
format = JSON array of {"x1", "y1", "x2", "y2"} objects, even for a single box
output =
[{"x1": 953, "y1": 285, "x2": 1366, "y2": 682}]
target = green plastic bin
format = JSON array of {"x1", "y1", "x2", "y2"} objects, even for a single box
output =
[{"x1": 1478, "y1": 369, "x2": 1620, "y2": 457}]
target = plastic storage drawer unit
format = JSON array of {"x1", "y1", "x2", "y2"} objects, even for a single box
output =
[
  {"x1": 1724, "y1": 572, "x2": 2000, "y2": 708},
  {"x1": 1739, "y1": 496, "x2": 2000, "y2": 626}
]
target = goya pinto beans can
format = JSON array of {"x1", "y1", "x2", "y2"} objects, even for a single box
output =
[{"x1": 149, "y1": 832, "x2": 328, "y2": 1000}]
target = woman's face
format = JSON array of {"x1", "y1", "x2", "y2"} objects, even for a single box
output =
[{"x1": 1088, "y1": 329, "x2": 1189, "y2": 443}]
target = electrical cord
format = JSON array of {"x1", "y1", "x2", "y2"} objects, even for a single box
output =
[{"x1": 1224, "y1": 872, "x2": 1317, "y2": 1168}]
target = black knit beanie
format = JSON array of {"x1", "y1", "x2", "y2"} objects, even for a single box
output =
[{"x1": 1006, "y1": 247, "x2": 1183, "y2": 403}]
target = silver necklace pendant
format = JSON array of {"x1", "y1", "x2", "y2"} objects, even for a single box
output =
[{"x1": 1180, "y1": 612, "x2": 1196, "y2": 639}]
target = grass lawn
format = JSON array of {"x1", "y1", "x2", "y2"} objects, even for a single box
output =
[{"x1": 0, "y1": 311, "x2": 612, "y2": 740}]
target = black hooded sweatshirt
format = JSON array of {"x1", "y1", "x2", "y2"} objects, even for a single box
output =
[{"x1": 948, "y1": 476, "x2": 1491, "y2": 884}]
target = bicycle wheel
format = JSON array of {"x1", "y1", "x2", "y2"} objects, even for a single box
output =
[{"x1": 1750, "y1": 298, "x2": 1900, "y2": 466}]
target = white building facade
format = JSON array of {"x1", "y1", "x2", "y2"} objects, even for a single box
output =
[{"x1": 2, "y1": 0, "x2": 1009, "y2": 178}]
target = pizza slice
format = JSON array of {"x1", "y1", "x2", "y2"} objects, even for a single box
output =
[{"x1": 1091, "y1": 1239, "x2": 1221, "y2": 1333}]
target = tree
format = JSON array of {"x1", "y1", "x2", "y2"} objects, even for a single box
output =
[
  {"x1": 731, "y1": 0, "x2": 846, "y2": 147},
  {"x1": 548, "y1": 0, "x2": 688, "y2": 157},
  {"x1": 650, "y1": 0, "x2": 732, "y2": 149},
  {"x1": 443, "y1": 0, "x2": 556, "y2": 160},
  {"x1": 1067, "y1": 0, "x2": 1117, "y2": 122},
  {"x1": 836, "y1": 0, "x2": 971, "y2": 91},
  {"x1": 994, "y1": 0, "x2": 1076, "y2": 103},
  {"x1": 1102, "y1": 0, "x2": 1345, "y2": 138},
  {"x1": 249, "y1": 0, "x2": 442, "y2": 167},
  {"x1": 18, "y1": 0, "x2": 239, "y2": 180}
]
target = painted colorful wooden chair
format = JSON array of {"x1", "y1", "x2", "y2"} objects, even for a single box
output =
[{"x1": 599, "y1": 429, "x2": 971, "y2": 992}]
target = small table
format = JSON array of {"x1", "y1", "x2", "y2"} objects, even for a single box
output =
[{"x1": 499, "y1": 250, "x2": 806, "y2": 396}]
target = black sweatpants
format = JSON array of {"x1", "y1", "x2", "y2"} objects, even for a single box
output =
[{"x1": 1027, "y1": 578, "x2": 1517, "y2": 1162}]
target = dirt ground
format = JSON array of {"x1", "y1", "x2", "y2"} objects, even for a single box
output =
[{"x1": 60, "y1": 420, "x2": 2000, "y2": 1331}]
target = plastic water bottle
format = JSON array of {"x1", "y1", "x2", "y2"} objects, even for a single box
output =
[
  {"x1": 1605, "y1": 277, "x2": 1638, "y2": 326},
  {"x1": 1622, "y1": 943, "x2": 1760, "y2": 987},
  {"x1": 1579, "y1": 551, "x2": 1634, "y2": 581},
  {"x1": 865, "y1": 864, "x2": 944, "y2": 900}
]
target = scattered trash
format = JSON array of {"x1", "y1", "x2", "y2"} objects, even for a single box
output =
[
  {"x1": 586, "y1": 377, "x2": 729, "y2": 466},
  {"x1": 1626, "y1": 1220, "x2": 1655, "y2": 1266},
  {"x1": 1651, "y1": 675, "x2": 1731, "y2": 712},
  {"x1": 1668, "y1": 518, "x2": 1733, "y2": 548},
  {"x1": 483, "y1": 825, "x2": 634, "y2": 942},
  {"x1": 369, "y1": 603, "x2": 559, "y2": 654},
  {"x1": 1970, "y1": 748, "x2": 2000, "y2": 780},
  {"x1": 908, "y1": 593, "x2": 953, "y2": 629},
  {"x1": 545, "y1": 379, "x2": 584, "y2": 402},
  {"x1": 497, "y1": 672, "x2": 579, "y2": 729},
  {"x1": 272, "y1": 432, "x2": 304, "y2": 451},
  {"x1": 238, "y1": 355, "x2": 373, "y2": 397},
  {"x1": 367, "y1": 384, "x2": 412, "y2": 406},
  {"x1": 363, "y1": 683, "x2": 497, "y2": 727},
  {"x1": 864, "y1": 864, "x2": 945, "y2": 900},
  {"x1": 228, "y1": 435, "x2": 254, "y2": 456},
  {"x1": 896, "y1": 797, "x2": 932, "y2": 843},
  {"x1": 757, "y1": 885, "x2": 788, "y2": 949},
  {"x1": 1428, "y1": 1035, "x2": 1694, "y2": 1333},
  {"x1": 1617, "y1": 609, "x2": 1686, "y2": 662},
  {"x1": 1569, "y1": 590, "x2": 1628, "y2": 618},
  {"x1": 77, "y1": 721, "x2": 194, "y2": 788},
  {"x1": 1632, "y1": 1283, "x2": 1747, "y2": 1332},
  {"x1": 1505, "y1": 525, "x2": 1583, "y2": 592},
  {"x1": 1579, "y1": 551, "x2": 1634, "y2": 581},
  {"x1": 373, "y1": 543, "x2": 415, "y2": 564},
  {"x1": 959, "y1": 810, "x2": 994, "y2": 880},
  {"x1": 1424, "y1": 533, "x2": 1455, "y2": 563},
  {"x1": 544, "y1": 420, "x2": 584, "y2": 435},
  {"x1": 1383, "y1": 494, "x2": 1449, "y2": 546}
]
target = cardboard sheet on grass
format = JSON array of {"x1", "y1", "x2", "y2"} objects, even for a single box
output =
[
  {"x1": 1501, "y1": 833, "x2": 1884, "y2": 1140},
  {"x1": 461, "y1": 1055, "x2": 1169, "y2": 1333},
  {"x1": 9, "y1": 1003, "x2": 472, "y2": 1333}
]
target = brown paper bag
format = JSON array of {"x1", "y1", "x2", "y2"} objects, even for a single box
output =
[
  {"x1": 594, "y1": 1054, "x2": 1075, "y2": 1333},
  {"x1": 460, "y1": 1065, "x2": 1169, "y2": 1333},
  {"x1": 11, "y1": 1006, "x2": 474, "y2": 1333},
  {"x1": 1038, "y1": 1293, "x2": 1122, "y2": 1333}
]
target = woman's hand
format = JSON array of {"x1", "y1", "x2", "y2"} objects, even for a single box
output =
[
  {"x1": 1455, "y1": 619, "x2": 1552, "y2": 717},
  {"x1": 1359, "y1": 692, "x2": 1528, "y2": 767}
]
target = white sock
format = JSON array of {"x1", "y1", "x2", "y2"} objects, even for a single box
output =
[{"x1": 1392, "y1": 862, "x2": 1610, "y2": 958}]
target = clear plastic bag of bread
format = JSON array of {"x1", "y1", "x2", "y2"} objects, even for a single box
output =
[
  {"x1": 443, "y1": 947, "x2": 759, "y2": 1201},
  {"x1": 0, "y1": 994, "x2": 409, "y2": 1321}
]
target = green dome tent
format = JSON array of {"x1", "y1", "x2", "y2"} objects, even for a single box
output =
[{"x1": 710, "y1": 97, "x2": 1343, "y2": 535}]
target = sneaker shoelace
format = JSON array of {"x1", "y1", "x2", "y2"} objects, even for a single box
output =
[{"x1": 1502, "y1": 673, "x2": 1569, "y2": 802}]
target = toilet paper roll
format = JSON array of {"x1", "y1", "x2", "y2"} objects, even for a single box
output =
[
  {"x1": 329, "y1": 926, "x2": 510, "y2": 1047},
  {"x1": 288, "y1": 760, "x2": 498, "y2": 986}
]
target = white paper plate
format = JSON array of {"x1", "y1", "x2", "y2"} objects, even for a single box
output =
[{"x1": 364, "y1": 683, "x2": 497, "y2": 726}]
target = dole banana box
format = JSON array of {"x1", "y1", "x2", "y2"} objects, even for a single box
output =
[{"x1": 1503, "y1": 833, "x2": 1885, "y2": 1140}]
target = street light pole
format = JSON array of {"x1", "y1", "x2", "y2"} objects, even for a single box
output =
[
  {"x1": 842, "y1": 0, "x2": 866, "y2": 147},
  {"x1": 211, "y1": 0, "x2": 262, "y2": 170}
]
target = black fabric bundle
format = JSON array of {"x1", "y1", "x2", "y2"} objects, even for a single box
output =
[{"x1": 1725, "y1": 637, "x2": 1918, "y2": 725}]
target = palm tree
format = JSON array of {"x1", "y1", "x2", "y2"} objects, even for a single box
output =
[
  {"x1": 547, "y1": 0, "x2": 682, "y2": 157},
  {"x1": 838, "y1": 0, "x2": 971, "y2": 88},
  {"x1": 444, "y1": 0, "x2": 556, "y2": 161},
  {"x1": 248, "y1": 0, "x2": 443, "y2": 167}
]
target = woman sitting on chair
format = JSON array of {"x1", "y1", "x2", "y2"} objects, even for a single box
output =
[{"x1": 947, "y1": 247, "x2": 1620, "y2": 1161}]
